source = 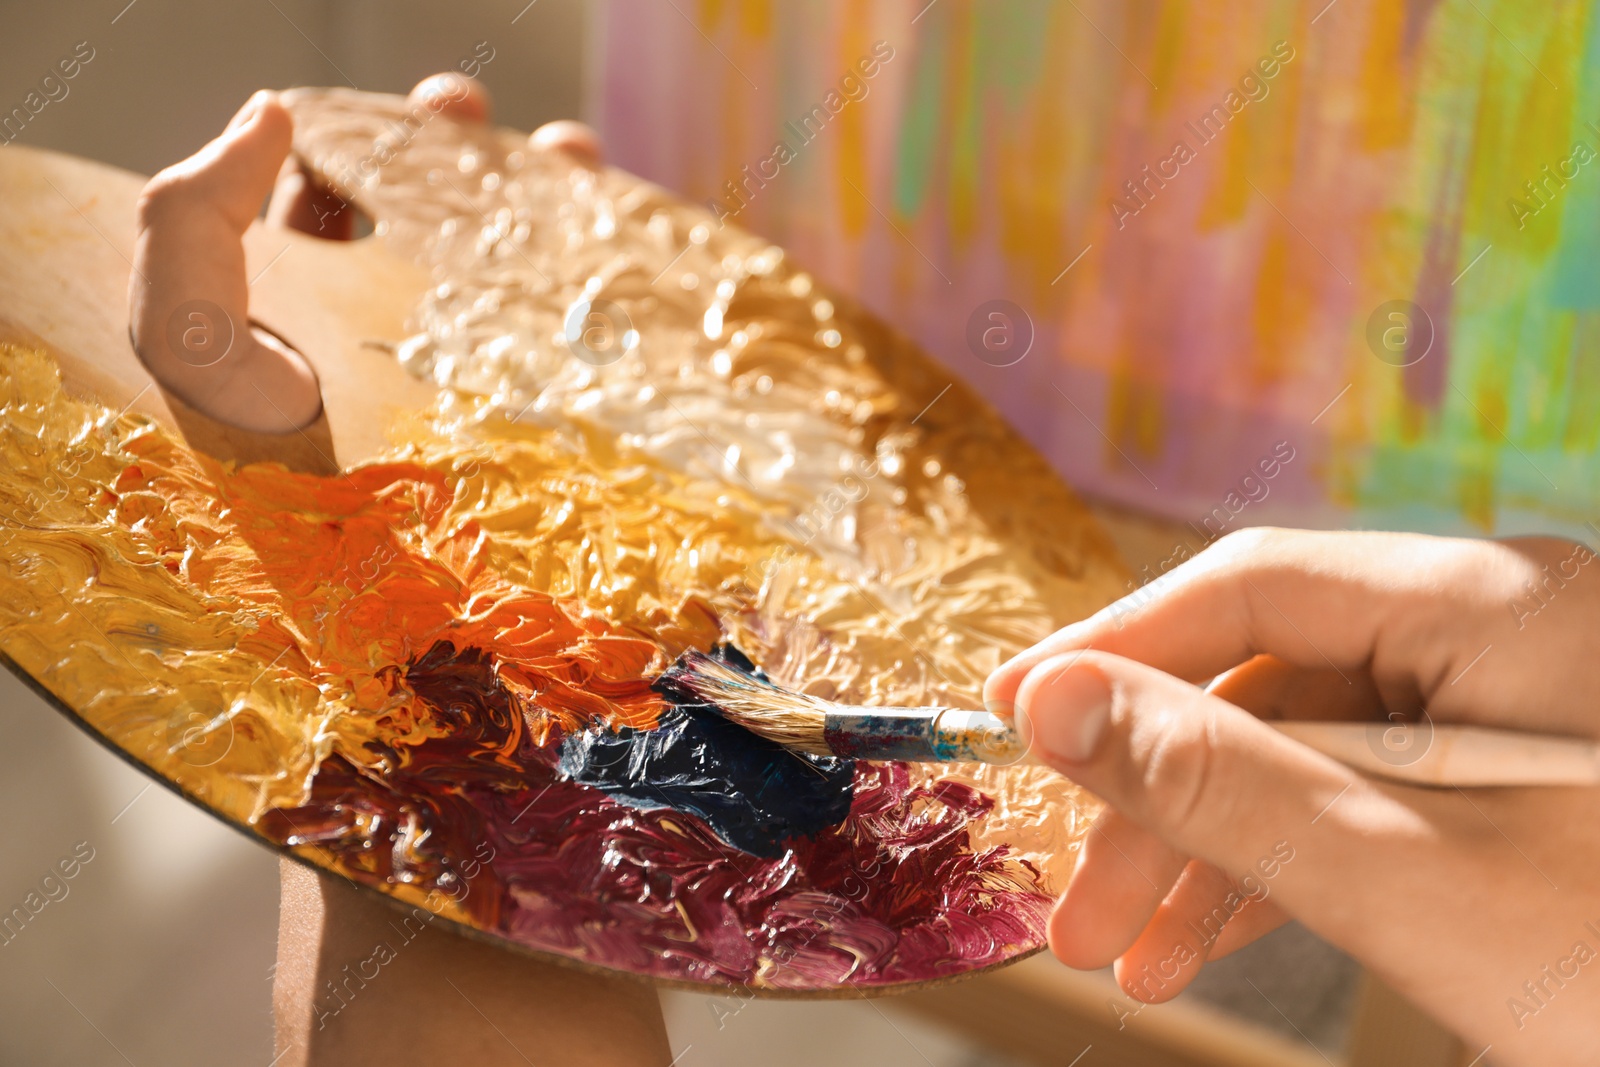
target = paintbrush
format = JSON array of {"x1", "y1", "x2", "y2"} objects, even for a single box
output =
[
  {"x1": 664, "y1": 650, "x2": 1600, "y2": 787},
  {"x1": 660, "y1": 650, "x2": 1029, "y2": 764}
]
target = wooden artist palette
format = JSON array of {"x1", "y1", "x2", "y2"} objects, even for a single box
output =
[{"x1": 0, "y1": 90, "x2": 1126, "y2": 995}]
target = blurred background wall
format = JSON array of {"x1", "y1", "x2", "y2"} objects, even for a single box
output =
[
  {"x1": 0, "y1": 2, "x2": 1360, "y2": 1064},
  {"x1": 0, "y1": 0, "x2": 587, "y2": 177}
]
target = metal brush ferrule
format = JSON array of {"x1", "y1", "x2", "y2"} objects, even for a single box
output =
[{"x1": 822, "y1": 706, "x2": 1026, "y2": 765}]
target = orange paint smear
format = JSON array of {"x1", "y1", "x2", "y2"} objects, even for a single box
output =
[{"x1": 116, "y1": 430, "x2": 669, "y2": 741}]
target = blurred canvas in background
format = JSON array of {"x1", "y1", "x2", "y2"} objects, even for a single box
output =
[{"x1": 598, "y1": 0, "x2": 1600, "y2": 540}]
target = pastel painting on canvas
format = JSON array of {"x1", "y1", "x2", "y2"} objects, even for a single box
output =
[{"x1": 598, "y1": 0, "x2": 1600, "y2": 537}]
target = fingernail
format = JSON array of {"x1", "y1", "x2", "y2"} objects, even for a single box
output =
[{"x1": 1018, "y1": 664, "x2": 1112, "y2": 763}]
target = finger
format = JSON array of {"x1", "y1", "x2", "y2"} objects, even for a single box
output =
[
  {"x1": 130, "y1": 91, "x2": 321, "y2": 432},
  {"x1": 1206, "y1": 897, "x2": 1291, "y2": 960},
  {"x1": 986, "y1": 528, "x2": 1543, "y2": 720},
  {"x1": 1012, "y1": 650, "x2": 1428, "y2": 918},
  {"x1": 1111, "y1": 859, "x2": 1295, "y2": 1001},
  {"x1": 986, "y1": 528, "x2": 1412, "y2": 704},
  {"x1": 145, "y1": 90, "x2": 293, "y2": 229},
  {"x1": 531, "y1": 119, "x2": 604, "y2": 167},
  {"x1": 407, "y1": 72, "x2": 492, "y2": 122},
  {"x1": 1110, "y1": 860, "x2": 1236, "y2": 1002},
  {"x1": 1208, "y1": 655, "x2": 1384, "y2": 722},
  {"x1": 1048, "y1": 809, "x2": 1189, "y2": 970}
]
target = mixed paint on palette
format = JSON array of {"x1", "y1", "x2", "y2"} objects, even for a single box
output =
[
  {"x1": 598, "y1": 0, "x2": 1600, "y2": 537},
  {"x1": 0, "y1": 92, "x2": 1125, "y2": 991}
]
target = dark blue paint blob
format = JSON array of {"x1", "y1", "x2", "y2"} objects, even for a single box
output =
[{"x1": 559, "y1": 645, "x2": 855, "y2": 858}]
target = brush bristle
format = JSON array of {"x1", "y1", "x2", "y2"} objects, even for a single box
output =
[{"x1": 665, "y1": 650, "x2": 835, "y2": 755}]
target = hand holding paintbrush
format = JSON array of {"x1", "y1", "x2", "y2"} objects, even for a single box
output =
[
  {"x1": 977, "y1": 529, "x2": 1600, "y2": 1063},
  {"x1": 688, "y1": 529, "x2": 1600, "y2": 1061}
]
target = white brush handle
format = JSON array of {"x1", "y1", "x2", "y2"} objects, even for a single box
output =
[{"x1": 1269, "y1": 721, "x2": 1600, "y2": 787}]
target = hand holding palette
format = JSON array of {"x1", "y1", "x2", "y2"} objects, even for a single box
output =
[{"x1": 0, "y1": 89, "x2": 1126, "y2": 993}]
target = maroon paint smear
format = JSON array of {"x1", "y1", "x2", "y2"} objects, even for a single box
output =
[{"x1": 260, "y1": 641, "x2": 1052, "y2": 989}]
